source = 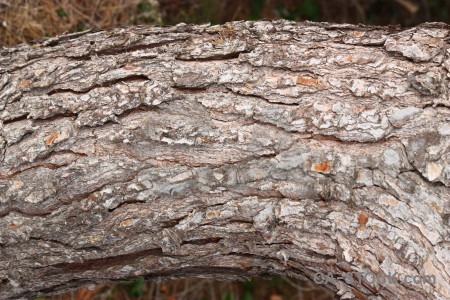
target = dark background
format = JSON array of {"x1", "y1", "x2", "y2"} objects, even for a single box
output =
[
  {"x1": 159, "y1": 0, "x2": 449, "y2": 26},
  {"x1": 0, "y1": 0, "x2": 449, "y2": 46}
]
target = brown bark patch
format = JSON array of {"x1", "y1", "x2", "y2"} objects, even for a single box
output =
[
  {"x1": 297, "y1": 76, "x2": 319, "y2": 86},
  {"x1": 122, "y1": 66, "x2": 139, "y2": 70},
  {"x1": 19, "y1": 81, "x2": 30, "y2": 87},
  {"x1": 45, "y1": 132, "x2": 60, "y2": 145},
  {"x1": 351, "y1": 288, "x2": 368, "y2": 300},
  {"x1": 120, "y1": 219, "x2": 134, "y2": 227},
  {"x1": 358, "y1": 213, "x2": 369, "y2": 231}
]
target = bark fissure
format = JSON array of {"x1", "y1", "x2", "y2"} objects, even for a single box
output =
[
  {"x1": 47, "y1": 75, "x2": 151, "y2": 96},
  {"x1": 175, "y1": 50, "x2": 252, "y2": 61},
  {"x1": 95, "y1": 38, "x2": 189, "y2": 56}
]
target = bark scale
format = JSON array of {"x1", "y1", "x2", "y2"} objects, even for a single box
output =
[{"x1": 0, "y1": 20, "x2": 449, "y2": 299}]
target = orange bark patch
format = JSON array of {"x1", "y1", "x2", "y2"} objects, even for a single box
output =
[
  {"x1": 122, "y1": 66, "x2": 139, "y2": 70},
  {"x1": 239, "y1": 261, "x2": 252, "y2": 268},
  {"x1": 353, "y1": 31, "x2": 364, "y2": 37},
  {"x1": 206, "y1": 211, "x2": 220, "y2": 217},
  {"x1": 8, "y1": 223, "x2": 17, "y2": 227},
  {"x1": 312, "y1": 161, "x2": 331, "y2": 173},
  {"x1": 297, "y1": 76, "x2": 319, "y2": 86},
  {"x1": 120, "y1": 219, "x2": 134, "y2": 227},
  {"x1": 202, "y1": 136, "x2": 213, "y2": 144},
  {"x1": 13, "y1": 181, "x2": 23, "y2": 188},
  {"x1": 358, "y1": 213, "x2": 369, "y2": 230},
  {"x1": 19, "y1": 81, "x2": 30, "y2": 87},
  {"x1": 45, "y1": 132, "x2": 60, "y2": 145}
]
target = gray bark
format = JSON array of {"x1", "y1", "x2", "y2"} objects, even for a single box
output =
[{"x1": 0, "y1": 20, "x2": 449, "y2": 300}]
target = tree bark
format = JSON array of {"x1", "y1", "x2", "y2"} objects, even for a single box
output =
[{"x1": 0, "y1": 20, "x2": 449, "y2": 300}]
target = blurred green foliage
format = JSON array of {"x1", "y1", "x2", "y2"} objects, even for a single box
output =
[
  {"x1": 120, "y1": 277, "x2": 145, "y2": 297},
  {"x1": 275, "y1": 0, "x2": 320, "y2": 21},
  {"x1": 56, "y1": 9, "x2": 67, "y2": 17},
  {"x1": 137, "y1": 1, "x2": 154, "y2": 14},
  {"x1": 223, "y1": 292, "x2": 235, "y2": 300},
  {"x1": 241, "y1": 279, "x2": 254, "y2": 300}
]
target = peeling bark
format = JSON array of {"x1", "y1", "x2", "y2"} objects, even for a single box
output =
[{"x1": 0, "y1": 20, "x2": 449, "y2": 300}]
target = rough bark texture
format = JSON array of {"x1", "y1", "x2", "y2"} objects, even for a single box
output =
[{"x1": 0, "y1": 20, "x2": 449, "y2": 300}]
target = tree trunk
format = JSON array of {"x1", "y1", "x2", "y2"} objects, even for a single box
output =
[{"x1": 0, "y1": 20, "x2": 449, "y2": 300}]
